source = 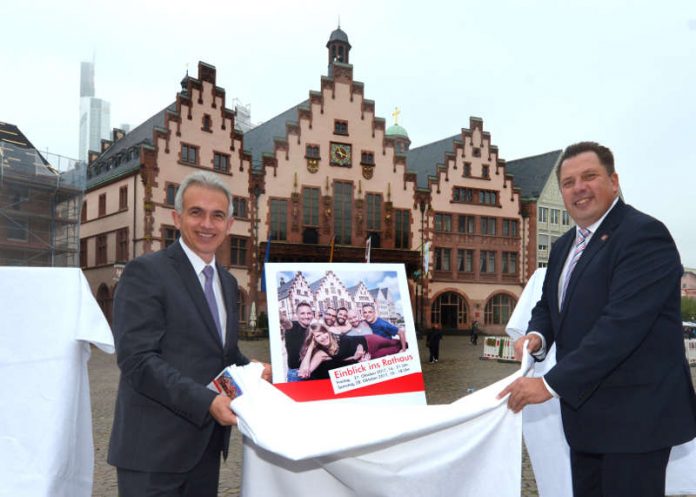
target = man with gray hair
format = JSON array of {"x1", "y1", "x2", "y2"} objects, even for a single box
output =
[{"x1": 109, "y1": 171, "x2": 270, "y2": 497}]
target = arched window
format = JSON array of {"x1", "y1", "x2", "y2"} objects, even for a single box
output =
[
  {"x1": 485, "y1": 294, "x2": 516, "y2": 325},
  {"x1": 431, "y1": 292, "x2": 468, "y2": 330}
]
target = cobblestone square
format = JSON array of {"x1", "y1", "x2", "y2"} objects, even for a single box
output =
[{"x1": 89, "y1": 335, "x2": 696, "y2": 497}]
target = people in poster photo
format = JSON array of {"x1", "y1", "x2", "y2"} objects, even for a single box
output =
[{"x1": 276, "y1": 269, "x2": 407, "y2": 382}]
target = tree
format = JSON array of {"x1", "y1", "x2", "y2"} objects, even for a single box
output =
[{"x1": 681, "y1": 297, "x2": 696, "y2": 322}]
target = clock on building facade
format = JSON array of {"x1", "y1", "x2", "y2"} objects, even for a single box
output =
[{"x1": 330, "y1": 142, "x2": 352, "y2": 167}]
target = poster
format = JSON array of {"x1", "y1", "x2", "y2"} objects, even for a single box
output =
[{"x1": 266, "y1": 263, "x2": 426, "y2": 404}]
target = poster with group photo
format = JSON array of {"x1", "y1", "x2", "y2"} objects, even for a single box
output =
[{"x1": 266, "y1": 263, "x2": 426, "y2": 405}]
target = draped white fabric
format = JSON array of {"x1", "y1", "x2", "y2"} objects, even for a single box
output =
[
  {"x1": 231, "y1": 356, "x2": 533, "y2": 497},
  {"x1": 506, "y1": 268, "x2": 696, "y2": 497},
  {"x1": 0, "y1": 268, "x2": 114, "y2": 497}
]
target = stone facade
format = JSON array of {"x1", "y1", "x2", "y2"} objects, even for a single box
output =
[{"x1": 79, "y1": 28, "x2": 538, "y2": 335}]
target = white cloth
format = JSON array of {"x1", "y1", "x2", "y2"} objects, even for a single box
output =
[
  {"x1": 229, "y1": 356, "x2": 533, "y2": 497},
  {"x1": 0, "y1": 268, "x2": 114, "y2": 497},
  {"x1": 506, "y1": 268, "x2": 573, "y2": 497},
  {"x1": 506, "y1": 267, "x2": 696, "y2": 497}
]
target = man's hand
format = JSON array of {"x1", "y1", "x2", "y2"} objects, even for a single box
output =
[
  {"x1": 398, "y1": 328, "x2": 407, "y2": 352},
  {"x1": 259, "y1": 362, "x2": 272, "y2": 382},
  {"x1": 251, "y1": 359, "x2": 272, "y2": 382},
  {"x1": 497, "y1": 377, "x2": 552, "y2": 413},
  {"x1": 514, "y1": 334, "x2": 542, "y2": 361},
  {"x1": 209, "y1": 394, "x2": 238, "y2": 426}
]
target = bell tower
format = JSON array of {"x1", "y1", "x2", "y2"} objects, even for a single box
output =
[{"x1": 326, "y1": 25, "x2": 351, "y2": 77}]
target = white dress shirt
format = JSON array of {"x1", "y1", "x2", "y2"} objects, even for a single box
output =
[
  {"x1": 534, "y1": 196, "x2": 619, "y2": 397},
  {"x1": 179, "y1": 238, "x2": 227, "y2": 346}
]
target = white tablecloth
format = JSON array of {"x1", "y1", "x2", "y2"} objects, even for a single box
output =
[
  {"x1": 506, "y1": 268, "x2": 696, "y2": 497},
  {"x1": 0, "y1": 268, "x2": 114, "y2": 497},
  {"x1": 230, "y1": 355, "x2": 533, "y2": 497}
]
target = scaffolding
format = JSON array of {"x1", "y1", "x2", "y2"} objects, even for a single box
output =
[{"x1": 0, "y1": 141, "x2": 85, "y2": 267}]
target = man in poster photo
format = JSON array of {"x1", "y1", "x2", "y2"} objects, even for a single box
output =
[
  {"x1": 282, "y1": 301, "x2": 314, "y2": 378},
  {"x1": 362, "y1": 303, "x2": 407, "y2": 352},
  {"x1": 325, "y1": 306, "x2": 351, "y2": 335},
  {"x1": 346, "y1": 308, "x2": 373, "y2": 336}
]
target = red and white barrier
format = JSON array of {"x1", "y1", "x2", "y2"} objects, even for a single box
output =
[
  {"x1": 484, "y1": 337, "x2": 696, "y2": 366},
  {"x1": 481, "y1": 336, "x2": 517, "y2": 362}
]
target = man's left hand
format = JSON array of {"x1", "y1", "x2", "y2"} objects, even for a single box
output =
[
  {"x1": 209, "y1": 394, "x2": 238, "y2": 426},
  {"x1": 260, "y1": 362, "x2": 272, "y2": 382},
  {"x1": 497, "y1": 377, "x2": 552, "y2": 413},
  {"x1": 250, "y1": 359, "x2": 272, "y2": 382}
]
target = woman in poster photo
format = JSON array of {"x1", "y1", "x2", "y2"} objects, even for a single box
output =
[
  {"x1": 298, "y1": 319, "x2": 406, "y2": 380},
  {"x1": 298, "y1": 319, "x2": 371, "y2": 380}
]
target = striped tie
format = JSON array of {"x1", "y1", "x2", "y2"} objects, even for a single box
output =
[{"x1": 560, "y1": 227, "x2": 591, "y2": 310}]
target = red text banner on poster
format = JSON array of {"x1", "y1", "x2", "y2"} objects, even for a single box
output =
[{"x1": 275, "y1": 373, "x2": 425, "y2": 402}]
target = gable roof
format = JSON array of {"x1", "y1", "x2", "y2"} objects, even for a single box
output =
[
  {"x1": 505, "y1": 150, "x2": 562, "y2": 201},
  {"x1": 308, "y1": 275, "x2": 327, "y2": 293},
  {"x1": 277, "y1": 276, "x2": 295, "y2": 300},
  {"x1": 0, "y1": 122, "x2": 55, "y2": 177},
  {"x1": 369, "y1": 287, "x2": 388, "y2": 300},
  {"x1": 406, "y1": 134, "x2": 459, "y2": 188},
  {"x1": 86, "y1": 103, "x2": 175, "y2": 189},
  {"x1": 243, "y1": 101, "x2": 307, "y2": 170}
]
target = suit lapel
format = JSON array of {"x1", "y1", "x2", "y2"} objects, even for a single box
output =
[
  {"x1": 217, "y1": 263, "x2": 236, "y2": 351},
  {"x1": 550, "y1": 231, "x2": 574, "y2": 318},
  {"x1": 168, "y1": 242, "x2": 224, "y2": 347},
  {"x1": 560, "y1": 199, "x2": 625, "y2": 320}
]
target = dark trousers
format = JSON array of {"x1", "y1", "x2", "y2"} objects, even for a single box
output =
[
  {"x1": 570, "y1": 447, "x2": 671, "y2": 497},
  {"x1": 428, "y1": 345, "x2": 439, "y2": 361},
  {"x1": 117, "y1": 426, "x2": 224, "y2": 497}
]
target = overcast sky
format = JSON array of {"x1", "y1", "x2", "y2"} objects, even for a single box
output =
[{"x1": 4, "y1": 0, "x2": 696, "y2": 267}]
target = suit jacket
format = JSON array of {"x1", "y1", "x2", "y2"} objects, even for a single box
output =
[
  {"x1": 529, "y1": 199, "x2": 696, "y2": 454},
  {"x1": 108, "y1": 241, "x2": 249, "y2": 472}
]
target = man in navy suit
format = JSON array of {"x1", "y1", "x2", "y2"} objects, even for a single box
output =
[
  {"x1": 108, "y1": 171, "x2": 270, "y2": 497},
  {"x1": 500, "y1": 142, "x2": 696, "y2": 497}
]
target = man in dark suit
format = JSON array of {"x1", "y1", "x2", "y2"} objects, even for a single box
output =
[
  {"x1": 108, "y1": 171, "x2": 270, "y2": 497},
  {"x1": 500, "y1": 142, "x2": 696, "y2": 497}
]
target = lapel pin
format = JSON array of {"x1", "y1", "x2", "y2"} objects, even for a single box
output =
[{"x1": 601, "y1": 234, "x2": 609, "y2": 241}]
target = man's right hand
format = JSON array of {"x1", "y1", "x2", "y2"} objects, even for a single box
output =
[
  {"x1": 514, "y1": 334, "x2": 542, "y2": 361},
  {"x1": 209, "y1": 394, "x2": 238, "y2": 426}
]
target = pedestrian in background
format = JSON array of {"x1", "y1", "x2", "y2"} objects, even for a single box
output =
[
  {"x1": 470, "y1": 320, "x2": 479, "y2": 345},
  {"x1": 427, "y1": 328, "x2": 443, "y2": 363}
]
